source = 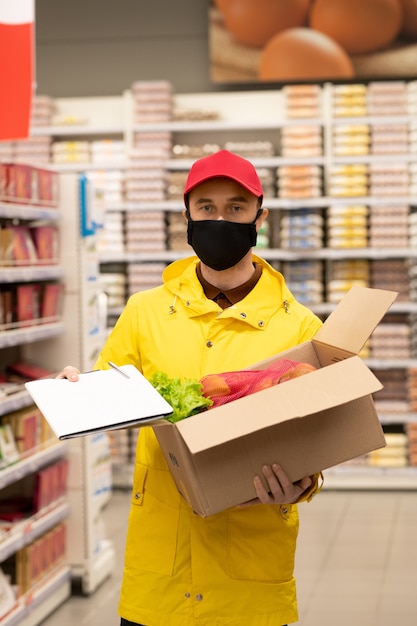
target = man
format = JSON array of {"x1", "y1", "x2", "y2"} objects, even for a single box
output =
[{"x1": 60, "y1": 149, "x2": 323, "y2": 625}]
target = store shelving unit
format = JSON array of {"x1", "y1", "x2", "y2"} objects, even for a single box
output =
[
  {"x1": 22, "y1": 173, "x2": 115, "y2": 595},
  {"x1": 26, "y1": 83, "x2": 417, "y2": 491},
  {"x1": 0, "y1": 198, "x2": 71, "y2": 622}
]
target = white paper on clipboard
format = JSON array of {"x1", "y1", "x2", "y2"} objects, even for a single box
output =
[{"x1": 25, "y1": 364, "x2": 173, "y2": 440}]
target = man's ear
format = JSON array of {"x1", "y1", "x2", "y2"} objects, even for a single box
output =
[
  {"x1": 257, "y1": 207, "x2": 269, "y2": 229},
  {"x1": 182, "y1": 208, "x2": 189, "y2": 223}
]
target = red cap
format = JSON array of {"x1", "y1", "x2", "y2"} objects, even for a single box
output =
[{"x1": 184, "y1": 149, "x2": 263, "y2": 204}]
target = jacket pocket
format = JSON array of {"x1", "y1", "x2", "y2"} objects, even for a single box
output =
[
  {"x1": 226, "y1": 505, "x2": 299, "y2": 582},
  {"x1": 124, "y1": 462, "x2": 181, "y2": 576}
]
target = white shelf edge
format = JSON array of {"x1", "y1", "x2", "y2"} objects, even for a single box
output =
[
  {"x1": 0, "y1": 501, "x2": 70, "y2": 562},
  {"x1": 323, "y1": 466, "x2": 417, "y2": 490},
  {"x1": 0, "y1": 321, "x2": 65, "y2": 349},
  {"x1": 0, "y1": 265, "x2": 64, "y2": 283},
  {"x1": 0, "y1": 442, "x2": 68, "y2": 490},
  {"x1": 0, "y1": 203, "x2": 60, "y2": 220}
]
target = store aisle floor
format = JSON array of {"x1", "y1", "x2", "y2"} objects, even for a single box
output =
[{"x1": 41, "y1": 488, "x2": 417, "y2": 626}]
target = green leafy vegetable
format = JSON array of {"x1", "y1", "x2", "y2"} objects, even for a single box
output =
[{"x1": 150, "y1": 371, "x2": 213, "y2": 423}]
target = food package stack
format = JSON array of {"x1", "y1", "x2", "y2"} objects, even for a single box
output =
[
  {"x1": 410, "y1": 262, "x2": 417, "y2": 354},
  {"x1": 0, "y1": 141, "x2": 14, "y2": 162},
  {"x1": 409, "y1": 162, "x2": 417, "y2": 196},
  {"x1": 125, "y1": 146, "x2": 169, "y2": 205},
  {"x1": 373, "y1": 369, "x2": 410, "y2": 415},
  {"x1": 12, "y1": 94, "x2": 55, "y2": 164},
  {"x1": 51, "y1": 141, "x2": 90, "y2": 164},
  {"x1": 31, "y1": 94, "x2": 55, "y2": 127},
  {"x1": 172, "y1": 143, "x2": 220, "y2": 160},
  {"x1": 282, "y1": 84, "x2": 322, "y2": 119},
  {"x1": 369, "y1": 204, "x2": 409, "y2": 248},
  {"x1": 406, "y1": 421, "x2": 417, "y2": 466},
  {"x1": 224, "y1": 141, "x2": 275, "y2": 158},
  {"x1": 368, "y1": 163, "x2": 409, "y2": 197},
  {"x1": 326, "y1": 204, "x2": 368, "y2": 249},
  {"x1": 256, "y1": 167, "x2": 276, "y2": 199},
  {"x1": 11, "y1": 136, "x2": 51, "y2": 165},
  {"x1": 410, "y1": 257, "x2": 417, "y2": 298},
  {"x1": 90, "y1": 140, "x2": 126, "y2": 166},
  {"x1": 127, "y1": 262, "x2": 166, "y2": 297},
  {"x1": 125, "y1": 210, "x2": 166, "y2": 255},
  {"x1": 281, "y1": 260, "x2": 324, "y2": 306},
  {"x1": 99, "y1": 272, "x2": 127, "y2": 309},
  {"x1": 407, "y1": 80, "x2": 417, "y2": 114},
  {"x1": 166, "y1": 171, "x2": 188, "y2": 201},
  {"x1": 368, "y1": 432, "x2": 408, "y2": 468},
  {"x1": 327, "y1": 164, "x2": 368, "y2": 198},
  {"x1": 277, "y1": 165, "x2": 322, "y2": 199},
  {"x1": 370, "y1": 322, "x2": 410, "y2": 360},
  {"x1": 280, "y1": 126, "x2": 322, "y2": 158},
  {"x1": 166, "y1": 211, "x2": 188, "y2": 251},
  {"x1": 409, "y1": 210, "x2": 417, "y2": 251},
  {"x1": 332, "y1": 124, "x2": 369, "y2": 157},
  {"x1": 279, "y1": 209, "x2": 324, "y2": 250},
  {"x1": 370, "y1": 123, "x2": 409, "y2": 156},
  {"x1": 173, "y1": 107, "x2": 219, "y2": 122},
  {"x1": 96, "y1": 211, "x2": 125, "y2": 255},
  {"x1": 371, "y1": 259, "x2": 409, "y2": 301},
  {"x1": 332, "y1": 84, "x2": 367, "y2": 117},
  {"x1": 131, "y1": 80, "x2": 173, "y2": 124},
  {"x1": 129, "y1": 81, "x2": 173, "y2": 210},
  {"x1": 86, "y1": 170, "x2": 125, "y2": 210},
  {"x1": 367, "y1": 81, "x2": 408, "y2": 117},
  {"x1": 326, "y1": 259, "x2": 370, "y2": 305}
]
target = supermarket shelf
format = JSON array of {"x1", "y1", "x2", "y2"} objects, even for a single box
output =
[
  {"x1": 0, "y1": 500, "x2": 70, "y2": 562},
  {"x1": 2, "y1": 565, "x2": 71, "y2": 626},
  {"x1": 0, "y1": 321, "x2": 65, "y2": 349},
  {"x1": 50, "y1": 161, "x2": 128, "y2": 172},
  {"x1": 323, "y1": 465, "x2": 417, "y2": 490},
  {"x1": 0, "y1": 389, "x2": 36, "y2": 417},
  {"x1": 31, "y1": 124, "x2": 125, "y2": 136},
  {"x1": 0, "y1": 442, "x2": 68, "y2": 490},
  {"x1": 0, "y1": 265, "x2": 64, "y2": 283},
  {"x1": 0, "y1": 203, "x2": 61, "y2": 221},
  {"x1": 98, "y1": 247, "x2": 417, "y2": 264},
  {"x1": 378, "y1": 412, "x2": 417, "y2": 425}
]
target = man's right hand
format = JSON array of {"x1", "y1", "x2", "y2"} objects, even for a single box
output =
[{"x1": 56, "y1": 366, "x2": 80, "y2": 381}]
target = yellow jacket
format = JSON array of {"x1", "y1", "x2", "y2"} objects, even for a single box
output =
[{"x1": 95, "y1": 255, "x2": 323, "y2": 626}]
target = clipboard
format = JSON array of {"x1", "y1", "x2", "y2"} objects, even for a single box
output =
[{"x1": 25, "y1": 364, "x2": 173, "y2": 440}]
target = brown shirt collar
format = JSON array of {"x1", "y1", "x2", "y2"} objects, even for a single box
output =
[{"x1": 196, "y1": 262, "x2": 262, "y2": 309}]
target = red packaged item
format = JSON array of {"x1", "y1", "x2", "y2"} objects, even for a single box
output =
[
  {"x1": 32, "y1": 225, "x2": 59, "y2": 263},
  {"x1": 200, "y1": 359, "x2": 317, "y2": 408},
  {"x1": 41, "y1": 283, "x2": 62, "y2": 319},
  {"x1": 16, "y1": 284, "x2": 40, "y2": 324}
]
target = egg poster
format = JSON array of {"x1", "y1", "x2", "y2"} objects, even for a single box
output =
[{"x1": 209, "y1": 0, "x2": 417, "y2": 84}]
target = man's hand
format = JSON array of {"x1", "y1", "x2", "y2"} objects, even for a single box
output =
[
  {"x1": 238, "y1": 464, "x2": 312, "y2": 508},
  {"x1": 55, "y1": 366, "x2": 80, "y2": 381}
]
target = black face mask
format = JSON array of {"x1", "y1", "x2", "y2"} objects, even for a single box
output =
[{"x1": 186, "y1": 209, "x2": 263, "y2": 271}]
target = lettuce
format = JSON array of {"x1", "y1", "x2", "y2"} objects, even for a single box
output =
[{"x1": 150, "y1": 371, "x2": 213, "y2": 423}]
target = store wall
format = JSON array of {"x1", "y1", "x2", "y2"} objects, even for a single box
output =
[{"x1": 35, "y1": 0, "x2": 220, "y2": 97}]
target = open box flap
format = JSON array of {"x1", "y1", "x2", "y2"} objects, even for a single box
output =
[
  {"x1": 313, "y1": 286, "x2": 398, "y2": 354},
  {"x1": 176, "y1": 356, "x2": 383, "y2": 454}
]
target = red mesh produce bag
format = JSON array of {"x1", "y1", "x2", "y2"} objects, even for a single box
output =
[{"x1": 200, "y1": 359, "x2": 317, "y2": 409}]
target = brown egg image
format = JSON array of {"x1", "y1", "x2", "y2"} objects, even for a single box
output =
[
  {"x1": 258, "y1": 27, "x2": 354, "y2": 81},
  {"x1": 399, "y1": 0, "x2": 417, "y2": 38},
  {"x1": 219, "y1": 0, "x2": 311, "y2": 48},
  {"x1": 309, "y1": 0, "x2": 403, "y2": 55}
]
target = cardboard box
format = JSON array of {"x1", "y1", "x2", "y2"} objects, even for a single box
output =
[{"x1": 153, "y1": 286, "x2": 398, "y2": 517}]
